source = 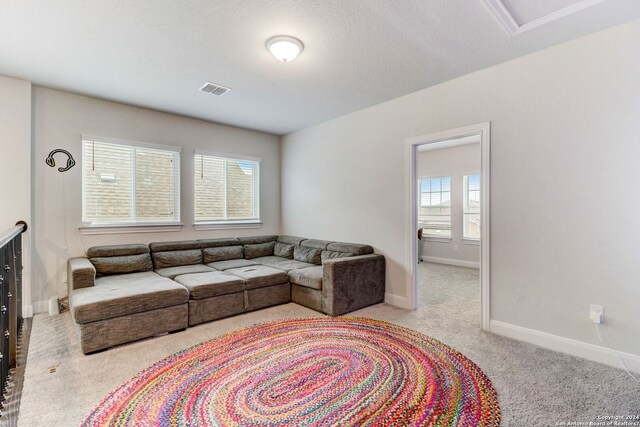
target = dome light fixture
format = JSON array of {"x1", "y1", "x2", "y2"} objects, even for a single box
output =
[{"x1": 266, "y1": 35, "x2": 304, "y2": 63}]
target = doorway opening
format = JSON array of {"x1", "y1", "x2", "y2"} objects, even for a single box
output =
[{"x1": 405, "y1": 123, "x2": 490, "y2": 330}]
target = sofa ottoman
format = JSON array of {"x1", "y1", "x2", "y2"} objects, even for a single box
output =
[
  {"x1": 174, "y1": 271, "x2": 246, "y2": 326},
  {"x1": 225, "y1": 265, "x2": 291, "y2": 311}
]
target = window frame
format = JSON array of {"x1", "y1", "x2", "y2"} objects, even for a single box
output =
[
  {"x1": 463, "y1": 173, "x2": 481, "y2": 242},
  {"x1": 418, "y1": 176, "x2": 452, "y2": 240},
  {"x1": 193, "y1": 150, "x2": 261, "y2": 230},
  {"x1": 80, "y1": 136, "x2": 182, "y2": 230}
]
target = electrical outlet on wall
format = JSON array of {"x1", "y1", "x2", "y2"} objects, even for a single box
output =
[{"x1": 590, "y1": 304, "x2": 604, "y2": 324}]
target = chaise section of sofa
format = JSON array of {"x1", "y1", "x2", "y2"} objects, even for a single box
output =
[
  {"x1": 68, "y1": 244, "x2": 189, "y2": 354},
  {"x1": 282, "y1": 238, "x2": 386, "y2": 316},
  {"x1": 320, "y1": 254, "x2": 386, "y2": 316}
]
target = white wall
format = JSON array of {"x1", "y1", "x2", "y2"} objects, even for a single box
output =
[
  {"x1": 32, "y1": 87, "x2": 280, "y2": 311},
  {"x1": 0, "y1": 74, "x2": 32, "y2": 315},
  {"x1": 418, "y1": 143, "x2": 480, "y2": 266},
  {"x1": 282, "y1": 19, "x2": 640, "y2": 355}
]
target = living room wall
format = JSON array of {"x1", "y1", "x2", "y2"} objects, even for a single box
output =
[
  {"x1": 0, "y1": 74, "x2": 32, "y2": 314},
  {"x1": 281, "y1": 19, "x2": 640, "y2": 357},
  {"x1": 32, "y1": 88, "x2": 280, "y2": 312}
]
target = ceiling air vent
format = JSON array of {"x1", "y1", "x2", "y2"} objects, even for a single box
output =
[{"x1": 199, "y1": 82, "x2": 231, "y2": 96}]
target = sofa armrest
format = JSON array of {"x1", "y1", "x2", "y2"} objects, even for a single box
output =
[
  {"x1": 68, "y1": 257, "x2": 96, "y2": 294},
  {"x1": 321, "y1": 254, "x2": 385, "y2": 316}
]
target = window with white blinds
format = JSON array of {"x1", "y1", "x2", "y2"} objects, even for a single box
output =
[
  {"x1": 82, "y1": 138, "x2": 181, "y2": 224},
  {"x1": 418, "y1": 176, "x2": 451, "y2": 238},
  {"x1": 194, "y1": 153, "x2": 260, "y2": 223},
  {"x1": 463, "y1": 174, "x2": 481, "y2": 240}
]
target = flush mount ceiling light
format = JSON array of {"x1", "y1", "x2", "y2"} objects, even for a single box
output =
[{"x1": 266, "y1": 35, "x2": 304, "y2": 63}]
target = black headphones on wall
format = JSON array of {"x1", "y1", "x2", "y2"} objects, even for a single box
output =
[{"x1": 46, "y1": 149, "x2": 76, "y2": 172}]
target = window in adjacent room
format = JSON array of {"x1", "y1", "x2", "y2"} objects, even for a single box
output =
[
  {"x1": 463, "y1": 174, "x2": 481, "y2": 240},
  {"x1": 418, "y1": 176, "x2": 451, "y2": 238},
  {"x1": 194, "y1": 152, "x2": 260, "y2": 224},
  {"x1": 82, "y1": 138, "x2": 181, "y2": 225}
]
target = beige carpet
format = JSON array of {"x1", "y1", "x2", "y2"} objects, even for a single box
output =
[{"x1": 19, "y1": 264, "x2": 640, "y2": 426}]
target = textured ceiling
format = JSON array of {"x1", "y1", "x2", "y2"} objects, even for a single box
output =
[{"x1": 1, "y1": 0, "x2": 639, "y2": 135}]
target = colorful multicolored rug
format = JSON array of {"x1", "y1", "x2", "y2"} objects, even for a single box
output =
[{"x1": 82, "y1": 317, "x2": 500, "y2": 426}]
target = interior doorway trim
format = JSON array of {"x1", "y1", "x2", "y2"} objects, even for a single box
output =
[{"x1": 405, "y1": 122, "x2": 491, "y2": 330}]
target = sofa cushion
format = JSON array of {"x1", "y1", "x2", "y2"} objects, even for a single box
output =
[
  {"x1": 274, "y1": 242, "x2": 294, "y2": 259},
  {"x1": 225, "y1": 265, "x2": 289, "y2": 290},
  {"x1": 153, "y1": 249, "x2": 202, "y2": 268},
  {"x1": 288, "y1": 266, "x2": 324, "y2": 290},
  {"x1": 301, "y1": 239, "x2": 332, "y2": 250},
  {"x1": 293, "y1": 246, "x2": 322, "y2": 265},
  {"x1": 90, "y1": 253, "x2": 153, "y2": 276},
  {"x1": 207, "y1": 259, "x2": 259, "y2": 271},
  {"x1": 326, "y1": 242, "x2": 373, "y2": 255},
  {"x1": 155, "y1": 264, "x2": 215, "y2": 280},
  {"x1": 70, "y1": 271, "x2": 189, "y2": 324},
  {"x1": 270, "y1": 259, "x2": 316, "y2": 272},
  {"x1": 244, "y1": 242, "x2": 275, "y2": 259},
  {"x1": 87, "y1": 244, "x2": 149, "y2": 258},
  {"x1": 321, "y1": 250, "x2": 355, "y2": 263},
  {"x1": 251, "y1": 256, "x2": 290, "y2": 265},
  {"x1": 149, "y1": 240, "x2": 201, "y2": 252},
  {"x1": 203, "y1": 246, "x2": 243, "y2": 263},
  {"x1": 174, "y1": 271, "x2": 245, "y2": 300},
  {"x1": 199, "y1": 238, "x2": 241, "y2": 248},
  {"x1": 238, "y1": 235, "x2": 278, "y2": 245},
  {"x1": 276, "y1": 235, "x2": 306, "y2": 245}
]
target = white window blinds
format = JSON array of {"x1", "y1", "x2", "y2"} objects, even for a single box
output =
[
  {"x1": 194, "y1": 153, "x2": 260, "y2": 223},
  {"x1": 418, "y1": 176, "x2": 451, "y2": 238},
  {"x1": 463, "y1": 174, "x2": 481, "y2": 240},
  {"x1": 82, "y1": 139, "x2": 180, "y2": 224}
]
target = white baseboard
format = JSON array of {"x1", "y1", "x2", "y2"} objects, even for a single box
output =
[
  {"x1": 422, "y1": 256, "x2": 479, "y2": 269},
  {"x1": 23, "y1": 305, "x2": 33, "y2": 318},
  {"x1": 490, "y1": 320, "x2": 640, "y2": 374},
  {"x1": 384, "y1": 293, "x2": 411, "y2": 309},
  {"x1": 31, "y1": 300, "x2": 49, "y2": 316}
]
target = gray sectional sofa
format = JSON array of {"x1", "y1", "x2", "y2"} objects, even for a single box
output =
[{"x1": 67, "y1": 235, "x2": 385, "y2": 353}]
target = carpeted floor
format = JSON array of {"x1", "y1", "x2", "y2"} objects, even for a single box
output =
[{"x1": 18, "y1": 263, "x2": 640, "y2": 426}]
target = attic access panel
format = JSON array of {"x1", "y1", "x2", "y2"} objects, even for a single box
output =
[{"x1": 481, "y1": 0, "x2": 609, "y2": 35}]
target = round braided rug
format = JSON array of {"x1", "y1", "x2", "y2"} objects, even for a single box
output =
[{"x1": 82, "y1": 317, "x2": 500, "y2": 426}]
